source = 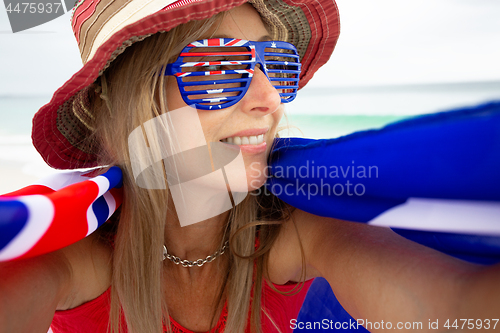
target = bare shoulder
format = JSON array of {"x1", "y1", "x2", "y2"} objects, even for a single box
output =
[
  {"x1": 56, "y1": 232, "x2": 113, "y2": 310},
  {"x1": 266, "y1": 207, "x2": 342, "y2": 284},
  {"x1": 266, "y1": 208, "x2": 398, "y2": 284}
]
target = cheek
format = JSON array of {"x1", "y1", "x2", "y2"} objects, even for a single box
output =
[
  {"x1": 197, "y1": 111, "x2": 225, "y2": 143},
  {"x1": 166, "y1": 79, "x2": 223, "y2": 142}
]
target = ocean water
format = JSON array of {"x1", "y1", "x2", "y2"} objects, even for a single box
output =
[
  {"x1": 0, "y1": 96, "x2": 55, "y2": 192},
  {"x1": 1, "y1": 82, "x2": 499, "y2": 192},
  {"x1": 279, "y1": 114, "x2": 407, "y2": 139}
]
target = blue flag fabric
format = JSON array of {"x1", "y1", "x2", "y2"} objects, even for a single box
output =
[
  {"x1": 267, "y1": 101, "x2": 500, "y2": 261},
  {"x1": 267, "y1": 100, "x2": 500, "y2": 222}
]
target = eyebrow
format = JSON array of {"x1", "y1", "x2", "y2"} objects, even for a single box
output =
[{"x1": 210, "y1": 34, "x2": 273, "y2": 42}]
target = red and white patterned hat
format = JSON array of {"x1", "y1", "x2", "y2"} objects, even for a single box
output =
[{"x1": 32, "y1": 0, "x2": 340, "y2": 169}]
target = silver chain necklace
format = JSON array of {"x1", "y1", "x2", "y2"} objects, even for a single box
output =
[{"x1": 162, "y1": 241, "x2": 229, "y2": 268}]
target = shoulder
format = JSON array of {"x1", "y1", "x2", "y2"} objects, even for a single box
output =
[
  {"x1": 266, "y1": 208, "x2": 395, "y2": 284},
  {"x1": 266, "y1": 208, "x2": 484, "y2": 323},
  {"x1": 56, "y1": 231, "x2": 113, "y2": 310},
  {"x1": 266, "y1": 208, "x2": 342, "y2": 284}
]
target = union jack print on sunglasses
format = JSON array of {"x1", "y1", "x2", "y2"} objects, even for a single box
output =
[{"x1": 164, "y1": 38, "x2": 301, "y2": 110}]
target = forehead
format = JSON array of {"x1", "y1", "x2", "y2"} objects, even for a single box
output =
[{"x1": 202, "y1": 3, "x2": 271, "y2": 42}]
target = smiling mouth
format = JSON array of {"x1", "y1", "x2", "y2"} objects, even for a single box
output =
[{"x1": 220, "y1": 134, "x2": 265, "y2": 145}]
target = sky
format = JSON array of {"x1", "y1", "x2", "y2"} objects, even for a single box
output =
[{"x1": 0, "y1": 0, "x2": 499, "y2": 96}]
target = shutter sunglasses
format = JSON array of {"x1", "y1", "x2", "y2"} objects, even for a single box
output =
[{"x1": 164, "y1": 38, "x2": 301, "y2": 110}]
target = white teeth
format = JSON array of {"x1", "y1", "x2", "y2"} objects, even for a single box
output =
[{"x1": 221, "y1": 134, "x2": 266, "y2": 145}]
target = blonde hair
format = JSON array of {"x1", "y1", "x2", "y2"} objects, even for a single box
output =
[{"x1": 89, "y1": 11, "x2": 304, "y2": 333}]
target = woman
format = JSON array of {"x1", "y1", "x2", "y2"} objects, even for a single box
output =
[{"x1": 1, "y1": 0, "x2": 499, "y2": 332}]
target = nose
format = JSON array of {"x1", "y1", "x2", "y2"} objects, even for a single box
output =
[{"x1": 237, "y1": 64, "x2": 281, "y2": 114}]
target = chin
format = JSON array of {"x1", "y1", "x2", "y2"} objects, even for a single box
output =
[
  {"x1": 247, "y1": 175, "x2": 267, "y2": 192},
  {"x1": 245, "y1": 161, "x2": 269, "y2": 192}
]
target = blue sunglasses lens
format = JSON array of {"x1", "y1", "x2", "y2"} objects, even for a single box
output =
[{"x1": 164, "y1": 39, "x2": 301, "y2": 110}]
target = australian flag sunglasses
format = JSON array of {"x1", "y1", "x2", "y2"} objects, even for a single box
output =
[{"x1": 164, "y1": 38, "x2": 301, "y2": 110}]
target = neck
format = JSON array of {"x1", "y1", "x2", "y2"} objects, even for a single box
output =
[{"x1": 164, "y1": 196, "x2": 230, "y2": 265}]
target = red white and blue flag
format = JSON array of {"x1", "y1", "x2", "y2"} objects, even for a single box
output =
[{"x1": 0, "y1": 167, "x2": 122, "y2": 261}]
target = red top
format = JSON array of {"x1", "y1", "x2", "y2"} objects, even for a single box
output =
[{"x1": 51, "y1": 278, "x2": 313, "y2": 333}]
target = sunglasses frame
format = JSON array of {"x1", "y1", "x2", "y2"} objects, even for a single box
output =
[{"x1": 164, "y1": 38, "x2": 301, "y2": 110}]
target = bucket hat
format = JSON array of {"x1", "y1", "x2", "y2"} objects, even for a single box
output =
[{"x1": 32, "y1": 0, "x2": 340, "y2": 169}]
